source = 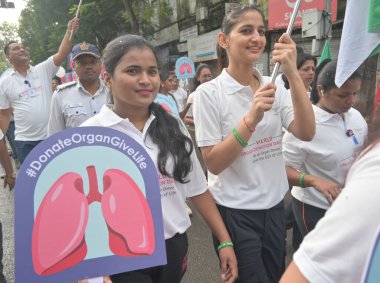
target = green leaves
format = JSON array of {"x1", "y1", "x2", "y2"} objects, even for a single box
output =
[
  {"x1": 15, "y1": 0, "x2": 169, "y2": 69},
  {"x1": 0, "y1": 21, "x2": 18, "y2": 73}
]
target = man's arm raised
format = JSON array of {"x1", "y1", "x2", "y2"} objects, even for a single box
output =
[{"x1": 53, "y1": 17, "x2": 80, "y2": 66}]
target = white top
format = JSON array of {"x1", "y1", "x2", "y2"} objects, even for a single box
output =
[
  {"x1": 48, "y1": 79, "x2": 109, "y2": 136},
  {"x1": 170, "y1": 87, "x2": 188, "y2": 111},
  {"x1": 294, "y1": 143, "x2": 380, "y2": 283},
  {"x1": 185, "y1": 91, "x2": 196, "y2": 118},
  {"x1": 193, "y1": 68, "x2": 294, "y2": 209},
  {"x1": 0, "y1": 56, "x2": 59, "y2": 141},
  {"x1": 81, "y1": 105, "x2": 208, "y2": 239},
  {"x1": 275, "y1": 73, "x2": 285, "y2": 88},
  {"x1": 283, "y1": 105, "x2": 367, "y2": 209},
  {"x1": 0, "y1": 129, "x2": 3, "y2": 140}
]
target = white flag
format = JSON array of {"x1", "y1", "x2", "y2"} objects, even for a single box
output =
[{"x1": 336, "y1": 0, "x2": 380, "y2": 87}]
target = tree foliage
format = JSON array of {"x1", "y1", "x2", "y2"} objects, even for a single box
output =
[
  {"x1": 0, "y1": 22, "x2": 19, "y2": 74},
  {"x1": 17, "y1": 0, "x2": 172, "y2": 68}
]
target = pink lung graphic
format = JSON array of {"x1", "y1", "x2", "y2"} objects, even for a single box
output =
[
  {"x1": 185, "y1": 63, "x2": 192, "y2": 74},
  {"x1": 32, "y1": 173, "x2": 89, "y2": 275},
  {"x1": 102, "y1": 169, "x2": 155, "y2": 256},
  {"x1": 160, "y1": 103, "x2": 172, "y2": 113},
  {"x1": 31, "y1": 166, "x2": 155, "y2": 276},
  {"x1": 179, "y1": 63, "x2": 185, "y2": 75}
]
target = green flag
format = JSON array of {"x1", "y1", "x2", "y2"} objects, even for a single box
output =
[
  {"x1": 317, "y1": 40, "x2": 331, "y2": 67},
  {"x1": 368, "y1": 0, "x2": 380, "y2": 33}
]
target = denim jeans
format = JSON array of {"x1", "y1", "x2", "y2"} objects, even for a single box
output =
[{"x1": 14, "y1": 140, "x2": 42, "y2": 165}]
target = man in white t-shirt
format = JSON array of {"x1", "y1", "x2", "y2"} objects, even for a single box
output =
[{"x1": 0, "y1": 18, "x2": 79, "y2": 164}]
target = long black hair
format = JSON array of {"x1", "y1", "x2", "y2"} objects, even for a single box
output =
[{"x1": 103, "y1": 34, "x2": 193, "y2": 183}]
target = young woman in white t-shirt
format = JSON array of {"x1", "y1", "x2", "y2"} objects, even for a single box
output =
[
  {"x1": 80, "y1": 34, "x2": 237, "y2": 283},
  {"x1": 282, "y1": 61, "x2": 367, "y2": 244},
  {"x1": 280, "y1": 91, "x2": 380, "y2": 283},
  {"x1": 193, "y1": 5, "x2": 315, "y2": 283}
]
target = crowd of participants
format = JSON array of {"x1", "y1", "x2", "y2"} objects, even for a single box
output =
[{"x1": 0, "y1": 5, "x2": 379, "y2": 283}]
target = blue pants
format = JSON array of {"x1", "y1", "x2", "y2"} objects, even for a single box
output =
[
  {"x1": 110, "y1": 233, "x2": 188, "y2": 283},
  {"x1": 214, "y1": 202, "x2": 285, "y2": 283},
  {"x1": 14, "y1": 140, "x2": 42, "y2": 165}
]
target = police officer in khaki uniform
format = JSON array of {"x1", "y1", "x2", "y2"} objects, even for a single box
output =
[{"x1": 48, "y1": 42, "x2": 109, "y2": 136}]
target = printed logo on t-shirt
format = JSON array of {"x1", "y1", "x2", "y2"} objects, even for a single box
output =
[
  {"x1": 159, "y1": 174, "x2": 177, "y2": 198},
  {"x1": 240, "y1": 135, "x2": 283, "y2": 164},
  {"x1": 19, "y1": 86, "x2": 42, "y2": 99}
]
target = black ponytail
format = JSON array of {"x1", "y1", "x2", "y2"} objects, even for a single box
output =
[{"x1": 147, "y1": 103, "x2": 193, "y2": 183}]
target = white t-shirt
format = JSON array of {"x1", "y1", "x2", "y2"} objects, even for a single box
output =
[
  {"x1": 0, "y1": 56, "x2": 59, "y2": 141},
  {"x1": 170, "y1": 87, "x2": 188, "y2": 111},
  {"x1": 81, "y1": 105, "x2": 207, "y2": 239},
  {"x1": 185, "y1": 91, "x2": 196, "y2": 118},
  {"x1": 294, "y1": 143, "x2": 380, "y2": 283},
  {"x1": 48, "y1": 79, "x2": 109, "y2": 136},
  {"x1": 283, "y1": 105, "x2": 367, "y2": 209},
  {"x1": 193, "y1": 68, "x2": 294, "y2": 209}
]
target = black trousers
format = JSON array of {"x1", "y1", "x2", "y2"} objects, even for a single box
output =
[
  {"x1": 110, "y1": 232, "x2": 188, "y2": 283},
  {"x1": 214, "y1": 201, "x2": 285, "y2": 283},
  {"x1": 292, "y1": 197, "x2": 327, "y2": 238}
]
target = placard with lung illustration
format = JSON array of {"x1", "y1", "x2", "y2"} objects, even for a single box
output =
[{"x1": 15, "y1": 127, "x2": 166, "y2": 283}]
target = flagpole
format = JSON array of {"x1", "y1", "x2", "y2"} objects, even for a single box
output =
[
  {"x1": 270, "y1": 0, "x2": 302, "y2": 84},
  {"x1": 69, "y1": 0, "x2": 83, "y2": 41}
]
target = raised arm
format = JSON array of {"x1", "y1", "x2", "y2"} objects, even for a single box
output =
[
  {"x1": 53, "y1": 17, "x2": 80, "y2": 66},
  {"x1": 273, "y1": 33, "x2": 315, "y2": 141}
]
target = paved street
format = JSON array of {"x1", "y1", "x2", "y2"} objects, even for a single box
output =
[
  {"x1": 0, "y1": 181, "x2": 293, "y2": 283},
  {"x1": 0, "y1": 178, "x2": 14, "y2": 283}
]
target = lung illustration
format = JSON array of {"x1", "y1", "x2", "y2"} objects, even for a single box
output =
[
  {"x1": 31, "y1": 166, "x2": 155, "y2": 276},
  {"x1": 32, "y1": 173, "x2": 89, "y2": 275},
  {"x1": 102, "y1": 169, "x2": 155, "y2": 256}
]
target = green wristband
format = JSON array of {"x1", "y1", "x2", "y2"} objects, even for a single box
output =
[
  {"x1": 217, "y1": 241, "x2": 234, "y2": 251},
  {"x1": 299, "y1": 172, "x2": 306, "y2": 188},
  {"x1": 232, "y1": 128, "x2": 248, "y2": 147}
]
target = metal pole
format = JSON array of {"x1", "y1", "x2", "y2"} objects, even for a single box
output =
[
  {"x1": 269, "y1": 0, "x2": 302, "y2": 84},
  {"x1": 69, "y1": 0, "x2": 83, "y2": 41}
]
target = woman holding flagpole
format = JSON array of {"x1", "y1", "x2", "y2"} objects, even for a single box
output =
[{"x1": 193, "y1": 5, "x2": 315, "y2": 282}]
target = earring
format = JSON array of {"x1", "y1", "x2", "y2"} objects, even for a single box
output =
[{"x1": 320, "y1": 89, "x2": 325, "y2": 96}]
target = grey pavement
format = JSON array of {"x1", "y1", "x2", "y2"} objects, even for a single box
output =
[{"x1": 0, "y1": 177, "x2": 14, "y2": 283}]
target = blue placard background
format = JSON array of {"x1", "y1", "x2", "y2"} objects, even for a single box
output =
[
  {"x1": 15, "y1": 127, "x2": 166, "y2": 282},
  {"x1": 175, "y1": 57, "x2": 195, "y2": 79}
]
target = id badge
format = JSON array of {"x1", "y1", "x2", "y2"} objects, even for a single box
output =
[{"x1": 28, "y1": 89, "x2": 37, "y2": 97}]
